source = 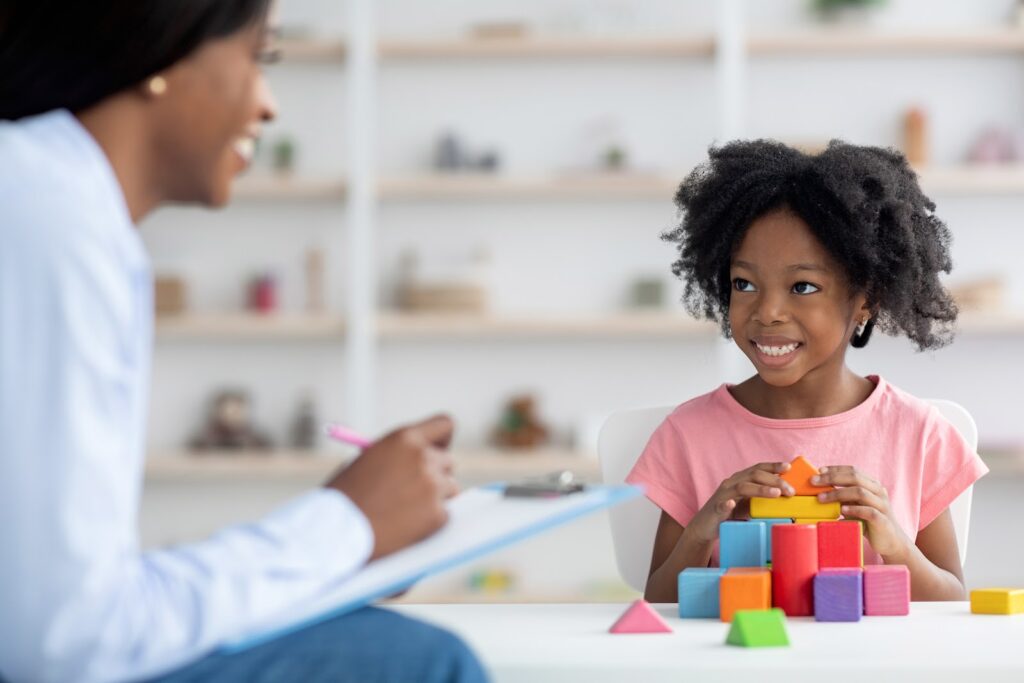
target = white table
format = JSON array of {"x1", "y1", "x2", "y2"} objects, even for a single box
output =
[{"x1": 394, "y1": 602, "x2": 1024, "y2": 682}]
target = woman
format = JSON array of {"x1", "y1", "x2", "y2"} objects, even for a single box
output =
[{"x1": 0, "y1": 2, "x2": 487, "y2": 681}]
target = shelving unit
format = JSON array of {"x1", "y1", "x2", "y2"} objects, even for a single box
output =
[
  {"x1": 148, "y1": 0, "x2": 1024, "y2": 458},
  {"x1": 155, "y1": 313, "x2": 346, "y2": 341},
  {"x1": 233, "y1": 176, "x2": 347, "y2": 201},
  {"x1": 145, "y1": 448, "x2": 601, "y2": 483},
  {"x1": 747, "y1": 28, "x2": 1024, "y2": 55},
  {"x1": 378, "y1": 35, "x2": 715, "y2": 59}
]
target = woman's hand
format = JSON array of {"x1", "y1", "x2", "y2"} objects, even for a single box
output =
[
  {"x1": 813, "y1": 466, "x2": 912, "y2": 559},
  {"x1": 687, "y1": 462, "x2": 794, "y2": 544}
]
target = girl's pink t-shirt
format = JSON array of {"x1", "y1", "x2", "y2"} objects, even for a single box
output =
[{"x1": 625, "y1": 375, "x2": 988, "y2": 566}]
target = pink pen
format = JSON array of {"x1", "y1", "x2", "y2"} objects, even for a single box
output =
[{"x1": 325, "y1": 424, "x2": 373, "y2": 449}]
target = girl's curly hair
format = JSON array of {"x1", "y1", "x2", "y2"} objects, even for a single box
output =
[{"x1": 663, "y1": 139, "x2": 957, "y2": 350}]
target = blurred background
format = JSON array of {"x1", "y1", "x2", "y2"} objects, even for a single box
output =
[{"x1": 139, "y1": 0, "x2": 1024, "y2": 602}]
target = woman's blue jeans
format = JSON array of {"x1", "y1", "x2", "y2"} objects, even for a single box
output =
[{"x1": 149, "y1": 606, "x2": 490, "y2": 683}]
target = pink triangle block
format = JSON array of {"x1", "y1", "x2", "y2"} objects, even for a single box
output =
[{"x1": 609, "y1": 599, "x2": 673, "y2": 634}]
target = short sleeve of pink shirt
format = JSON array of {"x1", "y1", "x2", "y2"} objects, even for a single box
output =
[{"x1": 626, "y1": 376, "x2": 987, "y2": 565}]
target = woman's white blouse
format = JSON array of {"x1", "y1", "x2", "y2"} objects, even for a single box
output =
[{"x1": 0, "y1": 110, "x2": 373, "y2": 683}]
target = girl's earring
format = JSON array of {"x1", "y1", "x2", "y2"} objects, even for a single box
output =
[
  {"x1": 855, "y1": 318, "x2": 868, "y2": 337},
  {"x1": 147, "y1": 76, "x2": 168, "y2": 97}
]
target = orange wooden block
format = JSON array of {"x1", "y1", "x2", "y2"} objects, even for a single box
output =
[
  {"x1": 782, "y1": 455, "x2": 832, "y2": 496},
  {"x1": 720, "y1": 568, "x2": 772, "y2": 623}
]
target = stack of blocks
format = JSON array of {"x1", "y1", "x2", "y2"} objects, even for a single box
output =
[{"x1": 678, "y1": 456, "x2": 910, "y2": 644}]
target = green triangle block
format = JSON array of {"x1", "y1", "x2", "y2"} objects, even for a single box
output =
[{"x1": 726, "y1": 609, "x2": 789, "y2": 648}]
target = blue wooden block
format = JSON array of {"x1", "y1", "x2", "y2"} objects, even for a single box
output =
[
  {"x1": 679, "y1": 567, "x2": 727, "y2": 618},
  {"x1": 814, "y1": 568, "x2": 863, "y2": 622},
  {"x1": 760, "y1": 518, "x2": 792, "y2": 562},
  {"x1": 719, "y1": 521, "x2": 767, "y2": 569}
]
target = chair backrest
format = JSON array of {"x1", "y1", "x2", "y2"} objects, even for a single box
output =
[{"x1": 598, "y1": 399, "x2": 977, "y2": 593}]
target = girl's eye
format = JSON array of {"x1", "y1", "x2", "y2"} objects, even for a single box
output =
[
  {"x1": 732, "y1": 278, "x2": 755, "y2": 293},
  {"x1": 792, "y1": 282, "x2": 820, "y2": 295}
]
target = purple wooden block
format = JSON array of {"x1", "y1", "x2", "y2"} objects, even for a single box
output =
[
  {"x1": 864, "y1": 565, "x2": 910, "y2": 616},
  {"x1": 814, "y1": 568, "x2": 863, "y2": 622}
]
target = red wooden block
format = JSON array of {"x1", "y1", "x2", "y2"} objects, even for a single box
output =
[
  {"x1": 817, "y1": 520, "x2": 863, "y2": 568},
  {"x1": 771, "y1": 524, "x2": 818, "y2": 617}
]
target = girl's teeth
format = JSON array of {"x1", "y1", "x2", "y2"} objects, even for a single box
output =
[{"x1": 757, "y1": 343, "x2": 799, "y2": 357}]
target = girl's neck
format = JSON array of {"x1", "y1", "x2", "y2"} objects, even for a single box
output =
[{"x1": 730, "y1": 366, "x2": 875, "y2": 420}]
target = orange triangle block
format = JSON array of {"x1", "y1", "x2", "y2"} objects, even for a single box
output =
[
  {"x1": 609, "y1": 599, "x2": 673, "y2": 634},
  {"x1": 783, "y1": 456, "x2": 833, "y2": 495}
]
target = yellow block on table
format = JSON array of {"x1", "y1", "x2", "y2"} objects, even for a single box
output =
[
  {"x1": 971, "y1": 588, "x2": 1024, "y2": 615},
  {"x1": 750, "y1": 495, "x2": 840, "y2": 520}
]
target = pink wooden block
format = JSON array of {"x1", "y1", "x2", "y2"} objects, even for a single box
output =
[
  {"x1": 609, "y1": 599, "x2": 673, "y2": 633},
  {"x1": 863, "y1": 564, "x2": 910, "y2": 616}
]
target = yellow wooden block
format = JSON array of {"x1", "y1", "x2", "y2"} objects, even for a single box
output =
[
  {"x1": 971, "y1": 588, "x2": 1024, "y2": 615},
  {"x1": 750, "y1": 496, "x2": 840, "y2": 520},
  {"x1": 794, "y1": 519, "x2": 819, "y2": 525}
]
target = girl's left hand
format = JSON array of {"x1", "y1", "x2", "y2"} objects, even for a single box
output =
[{"x1": 812, "y1": 466, "x2": 913, "y2": 559}]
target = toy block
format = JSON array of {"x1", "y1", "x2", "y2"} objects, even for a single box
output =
[
  {"x1": 771, "y1": 524, "x2": 818, "y2": 616},
  {"x1": 751, "y1": 495, "x2": 840, "y2": 520},
  {"x1": 814, "y1": 568, "x2": 863, "y2": 622},
  {"x1": 719, "y1": 520, "x2": 767, "y2": 569},
  {"x1": 609, "y1": 599, "x2": 673, "y2": 633},
  {"x1": 760, "y1": 518, "x2": 791, "y2": 562},
  {"x1": 794, "y1": 519, "x2": 819, "y2": 525},
  {"x1": 863, "y1": 565, "x2": 910, "y2": 616},
  {"x1": 679, "y1": 567, "x2": 727, "y2": 618},
  {"x1": 970, "y1": 588, "x2": 1024, "y2": 615},
  {"x1": 720, "y1": 568, "x2": 772, "y2": 622},
  {"x1": 725, "y1": 609, "x2": 789, "y2": 647},
  {"x1": 818, "y1": 520, "x2": 863, "y2": 568},
  {"x1": 782, "y1": 455, "x2": 833, "y2": 495}
]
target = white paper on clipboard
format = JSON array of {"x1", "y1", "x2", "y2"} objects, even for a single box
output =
[{"x1": 222, "y1": 483, "x2": 643, "y2": 653}]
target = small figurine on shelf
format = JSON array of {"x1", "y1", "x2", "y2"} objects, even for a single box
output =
[
  {"x1": 628, "y1": 277, "x2": 666, "y2": 309},
  {"x1": 271, "y1": 136, "x2": 297, "y2": 174},
  {"x1": 290, "y1": 392, "x2": 319, "y2": 451},
  {"x1": 247, "y1": 271, "x2": 278, "y2": 314},
  {"x1": 602, "y1": 144, "x2": 628, "y2": 172},
  {"x1": 493, "y1": 394, "x2": 550, "y2": 450},
  {"x1": 190, "y1": 390, "x2": 274, "y2": 452},
  {"x1": 432, "y1": 131, "x2": 503, "y2": 173},
  {"x1": 967, "y1": 127, "x2": 1023, "y2": 164},
  {"x1": 154, "y1": 274, "x2": 188, "y2": 316},
  {"x1": 305, "y1": 247, "x2": 326, "y2": 313},
  {"x1": 810, "y1": 0, "x2": 887, "y2": 24},
  {"x1": 903, "y1": 107, "x2": 929, "y2": 166}
]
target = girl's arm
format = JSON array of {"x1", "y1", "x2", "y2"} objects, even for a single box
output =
[
  {"x1": 894, "y1": 508, "x2": 966, "y2": 601},
  {"x1": 644, "y1": 512, "x2": 715, "y2": 602},
  {"x1": 815, "y1": 466, "x2": 965, "y2": 600},
  {"x1": 644, "y1": 461, "x2": 793, "y2": 602}
]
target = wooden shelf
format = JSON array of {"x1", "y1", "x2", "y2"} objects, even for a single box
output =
[
  {"x1": 156, "y1": 314, "x2": 346, "y2": 341},
  {"x1": 145, "y1": 448, "x2": 601, "y2": 482},
  {"x1": 916, "y1": 165, "x2": 1024, "y2": 195},
  {"x1": 749, "y1": 29, "x2": 1024, "y2": 55},
  {"x1": 377, "y1": 312, "x2": 718, "y2": 340},
  {"x1": 233, "y1": 176, "x2": 347, "y2": 200},
  {"x1": 378, "y1": 35, "x2": 714, "y2": 60},
  {"x1": 956, "y1": 311, "x2": 1024, "y2": 335},
  {"x1": 379, "y1": 173, "x2": 680, "y2": 201},
  {"x1": 278, "y1": 38, "x2": 346, "y2": 62}
]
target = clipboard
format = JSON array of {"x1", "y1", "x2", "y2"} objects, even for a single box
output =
[{"x1": 222, "y1": 483, "x2": 643, "y2": 653}]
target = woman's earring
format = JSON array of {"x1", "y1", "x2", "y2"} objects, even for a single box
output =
[
  {"x1": 855, "y1": 318, "x2": 868, "y2": 337},
  {"x1": 147, "y1": 76, "x2": 168, "y2": 96}
]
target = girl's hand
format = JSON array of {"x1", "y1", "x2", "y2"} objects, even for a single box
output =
[
  {"x1": 688, "y1": 462, "x2": 794, "y2": 544},
  {"x1": 813, "y1": 466, "x2": 913, "y2": 559}
]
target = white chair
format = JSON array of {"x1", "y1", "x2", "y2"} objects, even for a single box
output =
[{"x1": 598, "y1": 399, "x2": 977, "y2": 593}]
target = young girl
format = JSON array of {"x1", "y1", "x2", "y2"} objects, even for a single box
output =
[{"x1": 628, "y1": 140, "x2": 987, "y2": 603}]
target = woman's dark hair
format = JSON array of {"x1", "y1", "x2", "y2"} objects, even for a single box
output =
[
  {"x1": 663, "y1": 139, "x2": 957, "y2": 350},
  {"x1": 0, "y1": 0, "x2": 271, "y2": 120}
]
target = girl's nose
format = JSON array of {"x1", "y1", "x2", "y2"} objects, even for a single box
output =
[{"x1": 753, "y1": 291, "x2": 788, "y2": 325}]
